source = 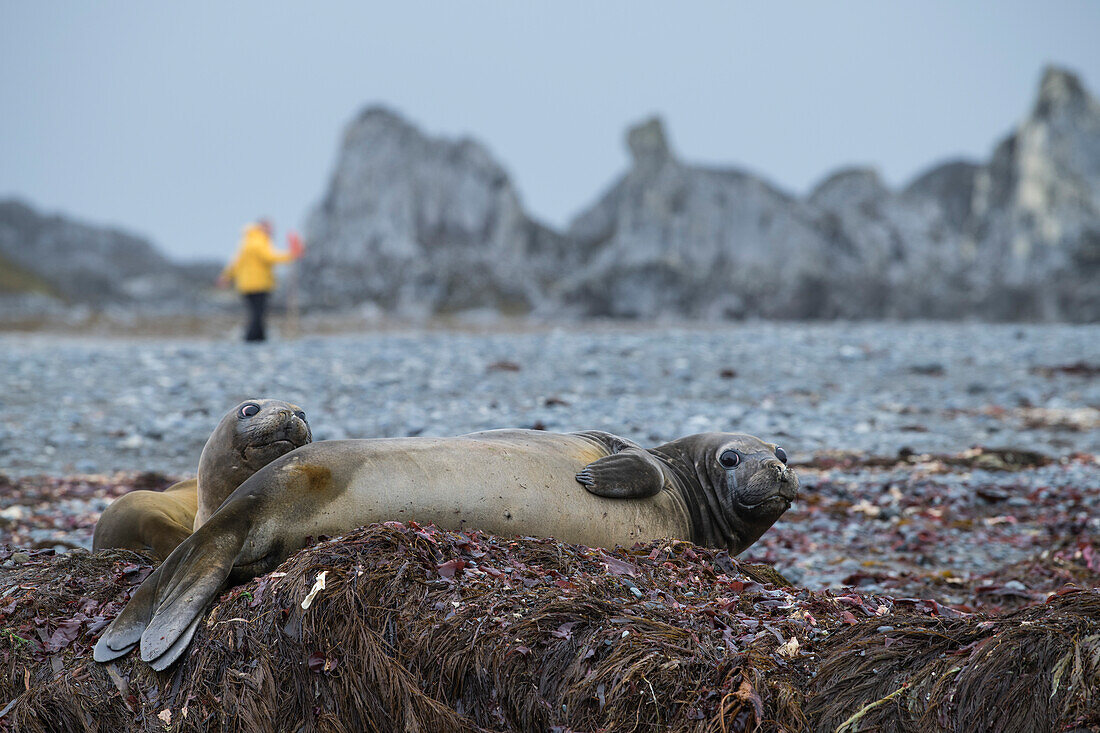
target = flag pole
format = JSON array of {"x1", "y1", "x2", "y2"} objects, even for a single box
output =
[{"x1": 286, "y1": 231, "x2": 302, "y2": 340}]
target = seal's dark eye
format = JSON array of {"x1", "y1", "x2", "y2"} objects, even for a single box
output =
[
  {"x1": 294, "y1": 411, "x2": 306, "y2": 422},
  {"x1": 239, "y1": 403, "x2": 261, "y2": 418},
  {"x1": 775, "y1": 447, "x2": 788, "y2": 464},
  {"x1": 718, "y1": 450, "x2": 741, "y2": 469}
]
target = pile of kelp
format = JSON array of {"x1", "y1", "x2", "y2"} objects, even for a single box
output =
[{"x1": 1, "y1": 524, "x2": 1097, "y2": 732}]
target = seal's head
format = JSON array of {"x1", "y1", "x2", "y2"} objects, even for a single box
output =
[
  {"x1": 195, "y1": 399, "x2": 312, "y2": 526},
  {"x1": 655, "y1": 433, "x2": 798, "y2": 554}
]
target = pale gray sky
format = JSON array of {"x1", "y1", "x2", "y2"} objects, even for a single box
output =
[{"x1": 2, "y1": 2, "x2": 1098, "y2": 262}]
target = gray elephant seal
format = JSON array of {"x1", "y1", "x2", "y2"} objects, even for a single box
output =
[
  {"x1": 95, "y1": 429, "x2": 797, "y2": 669},
  {"x1": 91, "y1": 399, "x2": 311, "y2": 560}
]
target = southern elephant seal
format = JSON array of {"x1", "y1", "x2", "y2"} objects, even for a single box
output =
[
  {"x1": 91, "y1": 399, "x2": 312, "y2": 560},
  {"x1": 95, "y1": 429, "x2": 797, "y2": 669},
  {"x1": 191, "y1": 399, "x2": 312, "y2": 528}
]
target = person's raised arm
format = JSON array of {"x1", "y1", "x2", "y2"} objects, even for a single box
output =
[{"x1": 257, "y1": 231, "x2": 298, "y2": 264}]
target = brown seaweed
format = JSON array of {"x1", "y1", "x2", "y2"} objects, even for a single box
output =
[{"x1": 1, "y1": 523, "x2": 1096, "y2": 732}]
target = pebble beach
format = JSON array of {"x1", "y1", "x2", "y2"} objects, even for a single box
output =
[{"x1": 2, "y1": 322, "x2": 1097, "y2": 476}]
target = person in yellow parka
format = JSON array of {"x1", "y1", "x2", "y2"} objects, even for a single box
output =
[{"x1": 217, "y1": 219, "x2": 304, "y2": 342}]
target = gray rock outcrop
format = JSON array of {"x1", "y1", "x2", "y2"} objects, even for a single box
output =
[
  {"x1": 806, "y1": 166, "x2": 971, "y2": 318},
  {"x1": 299, "y1": 108, "x2": 567, "y2": 315},
  {"x1": 563, "y1": 117, "x2": 836, "y2": 318},
  {"x1": 564, "y1": 67, "x2": 1099, "y2": 321},
  {"x1": 962, "y1": 67, "x2": 1100, "y2": 319},
  {"x1": 301, "y1": 66, "x2": 1099, "y2": 322}
]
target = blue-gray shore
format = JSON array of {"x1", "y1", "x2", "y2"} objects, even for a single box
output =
[{"x1": 2, "y1": 322, "x2": 1097, "y2": 477}]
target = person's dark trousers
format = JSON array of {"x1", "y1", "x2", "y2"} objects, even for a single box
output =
[{"x1": 243, "y1": 291, "x2": 269, "y2": 342}]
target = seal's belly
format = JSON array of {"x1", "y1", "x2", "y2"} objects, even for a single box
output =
[{"x1": 309, "y1": 432, "x2": 691, "y2": 549}]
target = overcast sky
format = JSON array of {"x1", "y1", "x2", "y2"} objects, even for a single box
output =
[{"x1": 2, "y1": 2, "x2": 1099, "y2": 263}]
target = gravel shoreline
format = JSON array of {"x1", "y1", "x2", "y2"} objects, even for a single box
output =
[{"x1": 2, "y1": 322, "x2": 1098, "y2": 477}]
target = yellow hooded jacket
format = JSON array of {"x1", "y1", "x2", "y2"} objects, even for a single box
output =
[{"x1": 221, "y1": 224, "x2": 294, "y2": 294}]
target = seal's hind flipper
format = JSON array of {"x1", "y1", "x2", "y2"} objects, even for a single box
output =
[
  {"x1": 93, "y1": 553, "x2": 177, "y2": 663},
  {"x1": 138, "y1": 528, "x2": 246, "y2": 667},
  {"x1": 576, "y1": 450, "x2": 666, "y2": 499},
  {"x1": 94, "y1": 516, "x2": 247, "y2": 668},
  {"x1": 146, "y1": 613, "x2": 203, "y2": 671},
  {"x1": 93, "y1": 636, "x2": 137, "y2": 663}
]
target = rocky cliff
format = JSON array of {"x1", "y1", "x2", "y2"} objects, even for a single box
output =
[
  {"x1": 564, "y1": 67, "x2": 1100, "y2": 321},
  {"x1": 300, "y1": 66, "x2": 1099, "y2": 321},
  {"x1": 0, "y1": 199, "x2": 219, "y2": 314},
  {"x1": 299, "y1": 107, "x2": 569, "y2": 315},
  {"x1": 561, "y1": 118, "x2": 834, "y2": 319},
  {"x1": 963, "y1": 68, "x2": 1100, "y2": 319}
]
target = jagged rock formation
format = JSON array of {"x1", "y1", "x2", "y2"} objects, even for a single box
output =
[
  {"x1": 562, "y1": 118, "x2": 833, "y2": 318},
  {"x1": 563, "y1": 128, "x2": 969, "y2": 319},
  {"x1": 0, "y1": 199, "x2": 219, "y2": 314},
  {"x1": 805, "y1": 166, "x2": 971, "y2": 319},
  {"x1": 963, "y1": 68, "x2": 1100, "y2": 319},
  {"x1": 299, "y1": 108, "x2": 567, "y2": 315},
  {"x1": 4, "y1": 66, "x2": 1096, "y2": 323},
  {"x1": 300, "y1": 66, "x2": 1099, "y2": 322},
  {"x1": 567, "y1": 67, "x2": 1100, "y2": 321}
]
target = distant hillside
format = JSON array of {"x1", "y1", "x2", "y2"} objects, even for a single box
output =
[
  {"x1": 0, "y1": 199, "x2": 220, "y2": 314},
  {"x1": 300, "y1": 66, "x2": 1099, "y2": 322},
  {"x1": 0, "y1": 251, "x2": 57, "y2": 298}
]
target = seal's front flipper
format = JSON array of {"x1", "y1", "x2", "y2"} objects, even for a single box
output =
[{"x1": 576, "y1": 450, "x2": 666, "y2": 499}]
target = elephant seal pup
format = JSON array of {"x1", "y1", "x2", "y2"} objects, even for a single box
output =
[
  {"x1": 91, "y1": 399, "x2": 312, "y2": 560},
  {"x1": 91, "y1": 479, "x2": 199, "y2": 561},
  {"x1": 95, "y1": 429, "x2": 797, "y2": 669},
  {"x1": 191, "y1": 399, "x2": 312, "y2": 528}
]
